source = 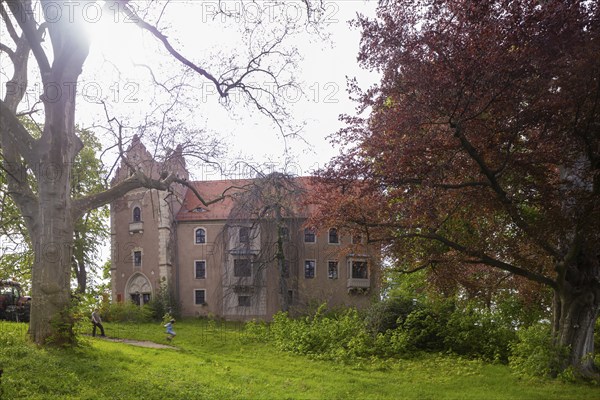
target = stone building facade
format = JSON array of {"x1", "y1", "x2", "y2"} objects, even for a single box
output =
[{"x1": 110, "y1": 138, "x2": 379, "y2": 320}]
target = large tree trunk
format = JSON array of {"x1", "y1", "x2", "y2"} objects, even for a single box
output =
[
  {"x1": 29, "y1": 193, "x2": 75, "y2": 344},
  {"x1": 554, "y1": 246, "x2": 600, "y2": 378},
  {"x1": 29, "y1": 92, "x2": 82, "y2": 344}
]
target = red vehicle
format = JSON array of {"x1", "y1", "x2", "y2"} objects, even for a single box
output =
[{"x1": 0, "y1": 280, "x2": 30, "y2": 322}]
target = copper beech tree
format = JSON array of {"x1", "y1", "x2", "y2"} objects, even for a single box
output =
[
  {"x1": 0, "y1": 0, "x2": 324, "y2": 345},
  {"x1": 315, "y1": 1, "x2": 599, "y2": 377}
]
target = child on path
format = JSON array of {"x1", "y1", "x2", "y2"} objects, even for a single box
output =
[{"x1": 164, "y1": 319, "x2": 176, "y2": 341}]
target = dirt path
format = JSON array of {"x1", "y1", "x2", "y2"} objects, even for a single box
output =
[{"x1": 94, "y1": 336, "x2": 178, "y2": 349}]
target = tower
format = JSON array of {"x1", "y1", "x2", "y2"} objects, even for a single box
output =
[{"x1": 110, "y1": 136, "x2": 188, "y2": 305}]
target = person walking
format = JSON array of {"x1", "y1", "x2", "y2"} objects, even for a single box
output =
[{"x1": 91, "y1": 308, "x2": 106, "y2": 337}]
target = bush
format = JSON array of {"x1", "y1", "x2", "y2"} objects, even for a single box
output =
[
  {"x1": 444, "y1": 304, "x2": 517, "y2": 363},
  {"x1": 146, "y1": 279, "x2": 180, "y2": 321},
  {"x1": 509, "y1": 323, "x2": 568, "y2": 378},
  {"x1": 265, "y1": 299, "x2": 522, "y2": 363},
  {"x1": 102, "y1": 301, "x2": 153, "y2": 323},
  {"x1": 365, "y1": 296, "x2": 418, "y2": 334},
  {"x1": 268, "y1": 305, "x2": 376, "y2": 362},
  {"x1": 242, "y1": 319, "x2": 271, "y2": 343}
]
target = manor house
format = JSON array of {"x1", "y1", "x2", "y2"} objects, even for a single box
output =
[{"x1": 110, "y1": 137, "x2": 379, "y2": 320}]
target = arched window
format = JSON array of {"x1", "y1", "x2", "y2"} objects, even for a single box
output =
[
  {"x1": 195, "y1": 228, "x2": 206, "y2": 244},
  {"x1": 132, "y1": 206, "x2": 141, "y2": 222}
]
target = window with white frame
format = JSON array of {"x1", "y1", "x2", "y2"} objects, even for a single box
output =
[
  {"x1": 194, "y1": 289, "x2": 206, "y2": 305},
  {"x1": 304, "y1": 260, "x2": 316, "y2": 279},
  {"x1": 195, "y1": 228, "x2": 206, "y2": 244},
  {"x1": 195, "y1": 260, "x2": 206, "y2": 279},
  {"x1": 328, "y1": 261, "x2": 338, "y2": 279}
]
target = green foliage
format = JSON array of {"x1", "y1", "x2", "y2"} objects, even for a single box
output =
[
  {"x1": 102, "y1": 301, "x2": 153, "y2": 323},
  {"x1": 396, "y1": 302, "x2": 452, "y2": 353},
  {"x1": 45, "y1": 300, "x2": 82, "y2": 348},
  {"x1": 364, "y1": 295, "x2": 417, "y2": 334},
  {"x1": 267, "y1": 305, "x2": 376, "y2": 362},
  {"x1": 444, "y1": 303, "x2": 517, "y2": 363},
  {"x1": 0, "y1": 319, "x2": 597, "y2": 399},
  {"x1": 146, "y1": 278, "x2": 180, "y2": 321},
  {"x1": 509, "y1": 323, "x2": 569, "y2": 378},
  {"x1": 241, "y1": 319, "x2": 270, "y2": 342},
  {"x1": 266, "y1": 298, "x2": 520, "y2": 364},
  {"x1": 0, "y1": 122, "x2": 108, "y2": 293}
]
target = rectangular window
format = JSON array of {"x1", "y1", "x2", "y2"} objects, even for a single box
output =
[
  {"x1": 304, "y1": 260, "x2": 316, "y2": 279},
  {"x1": 328, "y1": 228, "x2": 339, "y2": 244},
  {"x1": 239, "y1": 226, "x2": 251, "y2": 244},
  {"x1": 280, "y1": 226, "x2": 289, "y2": 241},
  {"x1": 238, "y1": 295, "x2": 251, "y2": 307},
  {"x1": 282, "y1": 260, "x2": 290, "y2": 278},
  {"x1": 351, "y1": 261, "x2": 369, "y2": 279},
  {"x1": 195, "y1": 260, "x2": 206, "y2": 279},
  {"x1": 133, "y1": 207, "x2": 141, "y2": 222},
  {"x1": 352, "y1": 234, "x2": 363, "y2": 244},
  {"x1": 195, "y1": 289, "x2": 206, "y2": 305},
  {"x1": 287, "y1": 290, "x2": 294, "y2": 305},
  {"x1": 328, "y1": 261, "x2": 338, "y2": 279},
  {"x1": 304, "y1": 228, "x2": 316, "y2": 243},
  {"x1": 133, "y1": 251, "x2": 142, "y2": 267},
  {"x1": 234, "y1": 258, "x2": 252, "y2": 277}
]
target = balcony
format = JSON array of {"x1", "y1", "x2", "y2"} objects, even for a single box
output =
[
  {"x1": 233, "y1": 285, "x2": 255, "y2": 294},
  {"x1": 129, "y1": 221, "x2": 143, "y2": 234},
  {"x1": 347, "y1": 278, "x2": 370, "y2": 289}
]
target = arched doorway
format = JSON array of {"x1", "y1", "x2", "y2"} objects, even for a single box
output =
[{"x1": 126, "y1": 273, "x2": 152, "y2": 306}]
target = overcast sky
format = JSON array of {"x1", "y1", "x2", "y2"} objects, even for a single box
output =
[{"x1": 77, "y1": 0, "x2": 379, "y2": 180}]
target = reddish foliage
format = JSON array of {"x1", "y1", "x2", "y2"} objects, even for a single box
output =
[{"x1": 313, "y1": 0, "x2": 600, "y2": 302}]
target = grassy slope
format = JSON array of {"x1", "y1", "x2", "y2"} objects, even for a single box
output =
[{"x1": 0, "y1": 320, "x2": 597, "y2": 400}]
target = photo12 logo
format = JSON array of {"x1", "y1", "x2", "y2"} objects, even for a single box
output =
[
  {"x1": 198, "y1": 1, "x2": 340, "y2": 24},
  {"x1": 5, "y1": 80, "x2": 141, "y2": 105},
  {"x1": 20, "y1": 1, "x2": 140, "y2": 24}
]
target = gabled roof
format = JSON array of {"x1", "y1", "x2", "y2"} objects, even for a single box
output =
[{"x1": 175, "y1": 177, "x2": 315, "y2": 222}]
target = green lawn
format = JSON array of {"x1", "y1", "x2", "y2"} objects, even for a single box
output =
[{"x1": 0, "y1": 320, "x2": 597, "y2": 399}]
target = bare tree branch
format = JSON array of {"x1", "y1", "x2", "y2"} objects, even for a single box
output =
[{"x1": 5, "y1": 1, "x2": 51, "y2": 80}]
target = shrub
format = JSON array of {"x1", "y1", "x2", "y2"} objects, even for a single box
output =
[
  {"x1": 444, "y1": 304, "x2": 517, "y2": 362},
  {"x1": 146, "y1": 279, "x2": 180, "y2": 321},
  {"x1": 395, "y1": 300, "x2": 454, "y2": 353},
  {"x1": 365, "y1": 296, "x2": 418, "y2": 334},
  {"x1": 268, "y1": 305, "x2": 375, "y2": 362},
  {"x1": 102, "y1": 301, "x2": 153, "y2": 323},
  {"x1": 242, "y1": 319, "x2": 271, "y2": 343},
  {"x1": 509, "y1": 323, "x2": 568, "y2": 378}
]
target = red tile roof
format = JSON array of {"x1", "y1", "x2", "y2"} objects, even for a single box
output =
[{"x1": 175, "y1": 177, "x2": 315, "y2": 222}]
